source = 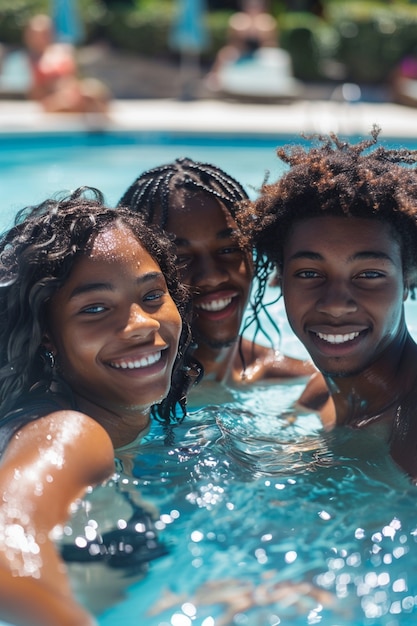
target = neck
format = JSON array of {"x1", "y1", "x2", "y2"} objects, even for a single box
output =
[
  {"x1": 326, "y1": 331, "x2": 417, "y2": 428},
  {"x1": 194, "y1": 341, "x2": 239, "y2": 384},
  {"x1": 74, "y1": 394, "x2": 151, "y2": 449}
]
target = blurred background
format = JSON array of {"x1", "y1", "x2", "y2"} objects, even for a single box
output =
[{"x1": 1, "y1": 0, "x2": 417, "y2": 105}]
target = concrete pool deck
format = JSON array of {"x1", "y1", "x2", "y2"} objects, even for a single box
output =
[{"x1": 0, "y1": 97, "x2": 416, "y2": 140}]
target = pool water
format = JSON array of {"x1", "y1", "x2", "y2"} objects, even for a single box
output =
[
  {"x1": 2, "y1": 131, "x2": 417, "y2": 626},
  {"x1": 0, "y1": 131, "x2": 295, "y2": 231},
  {"x1": 96, "y1": 403, "x2": 415, "y2": 626}
]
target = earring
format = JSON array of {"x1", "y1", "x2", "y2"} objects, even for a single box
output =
[{"x1": 45, "y1": 350, "x2": 55, "y2": 369}]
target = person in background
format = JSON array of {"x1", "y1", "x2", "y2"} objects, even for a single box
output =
[
  {"x1": 118, "y1": 157, "x2": 327, "y2": 411},
  {"x1": 391, "y1": 45, "x2": 417, "y2": 108},
  {"x1": 236, "y1": 127, "x2": 417, "y2": 479},
  {"x1": 206, "y1": 0, "x2": 279, "y2": 89},
  {"x1": 0, "y1": 187, "x2": 197, "y2": 626},
  {"x1": 23, "y1": 14, "x2": 110, "y2": 114}
]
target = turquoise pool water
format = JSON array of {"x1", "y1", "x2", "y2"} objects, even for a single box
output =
[
  {"x1": 2, "y1": 131, "x2": 417, "y2": 626},
  {"x1": 3, "y1": 130, "x2": 416, "y2": 226},
  {"x1": 0, "y1": 130, "x2": 295, "y2": 229}
]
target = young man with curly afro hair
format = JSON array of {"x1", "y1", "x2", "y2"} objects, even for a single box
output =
[{"x1": 237, "y1": 126, "x2": 417, "y2": 480}]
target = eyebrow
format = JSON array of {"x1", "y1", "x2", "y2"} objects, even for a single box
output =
[
  {"x1": 174, "y1": 227, "x2": 236, "y2": 247},
  {"x1": 288, "y1": 250, "x2": 396, "y2": 264},
  {"x1": 69, "y1": 271, "x2": 164, "y2": 299}
]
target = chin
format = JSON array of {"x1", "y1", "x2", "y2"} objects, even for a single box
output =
[
  {"x1": 320, "y1": 364, "x2": 367, "y2": 378},
  {"x1": 195, "y1": 330, "x2": 238, "y2": 350}
]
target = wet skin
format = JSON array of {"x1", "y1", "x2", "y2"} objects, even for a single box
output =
[
  {"x1": 281, "y1": 215, "x2": 417, "y2": 431},
  {"x1": 149, "y1": 188, "x2": 316, "y2": 387},
  {"x1": 0, "y1": 224, "x2": 186, "y2": 624},
  {"x1": 45, "y1": 225, "x2": 182, "y2": 446},
  {"x1": 159, "y1": 190, "x2": 253, "y2": 380}
]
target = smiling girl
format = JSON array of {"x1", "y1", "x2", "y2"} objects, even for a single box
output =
[{"x1": 0, "y1": 187, "x2": 197, "y2": 625}]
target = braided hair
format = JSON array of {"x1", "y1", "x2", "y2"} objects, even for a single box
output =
[
  {"x1": 118, "y1": 157, "x2": 280, "y2": 361},
  {"x1": 118, "y1": 157, "x2": 249, "y2": 227}
]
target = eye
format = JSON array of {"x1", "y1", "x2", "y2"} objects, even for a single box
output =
[
  {"x1": 177, "y1": 254, "x2": 192, "y2": 268},
  {"x1": 355, "y1": 270, "x2": 386, "y2": 279},
  {"x1": 221, "y1": 247, "x2": 239, "y2": 254},
  {"x1": 80, "y1": 304, "x2": 108, "y2": 315},
  {"x1": 295, "y1": 269, "x2": 321, "y2": 279},
  {"x1": 218, "y1": 245, "x2": 244, "y2": 258},
  {"x1": 143, "y1": 290, "x2": 166, "y2": 304}
]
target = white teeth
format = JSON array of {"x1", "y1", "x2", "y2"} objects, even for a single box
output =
[
  {"x1": 198, "y1": 297, "x2": 233, "y2": 312},
  {"x1": 111, "y1": 352, "x2": 161, "y2": 370},
  {"x1": 317, "y1": 331, "x2": 360, "y2": 344}
]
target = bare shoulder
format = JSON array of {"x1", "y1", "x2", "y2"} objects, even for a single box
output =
[
  {"x1": 235, "y1": 339, "x2": 316, "y2": 383},
  {"x1": 1, "y1": 410, "x2": 114, "y2": 492},
  {"x1": 295, "y1": 372, "x2": 335, "y2": 429},
  {"x1": 0, "y1": 410, "x2": 105, "y2": 624}
]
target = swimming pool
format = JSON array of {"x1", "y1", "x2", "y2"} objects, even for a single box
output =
[
  {"x1": 1, "y1": 130, "x2": 295, "y2": 226},
  {"x1": 3, "y1": 129, "x2": 417, "y2": 223},
  {"x1": 2, "y1": 130, "x2": 417, "y2": 626}
]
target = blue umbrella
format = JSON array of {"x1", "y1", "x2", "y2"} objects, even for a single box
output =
[
  {"x1": 170, "y1": 0, "x2": 209, "y2": 54},
  {"x1": 170, "y1": 0, "x2": 209, "y2": 99},
  {"x1": 51, "y1": 0, "x2": 84, "y2": 45}
]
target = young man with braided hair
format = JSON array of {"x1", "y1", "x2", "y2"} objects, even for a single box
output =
[
  {"x1": 119, "y1": 157, "x2": 321, "y2": 407},
  {"x1": 237, "y1": 127, "x2": 417, "y2": 478}
]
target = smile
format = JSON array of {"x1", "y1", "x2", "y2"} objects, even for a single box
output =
[
  {"x1": 196, "y1": 296, "x2": 233, "y2": 312},
  {"x1": 316, "y1": 331, "x2": 360, "y2": 344},
  {"x1": 109, "y1": 351, "x2": 162, "y2": 370}
]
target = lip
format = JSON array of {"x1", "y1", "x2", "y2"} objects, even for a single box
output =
[
  {"x1": 307, "y1": 325, "x2": 369, "y2": 355},
  {"x1": 106, "y1": 347, "x2": 169, "y2": 374},
  {"x1": 194, "y1": 289, "x2": 240, "y2": 321}
]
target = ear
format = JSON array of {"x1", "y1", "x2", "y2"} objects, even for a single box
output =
[
  {"x1": 245, "y1": 250, "x2": 254, "y2": 278},
  {"x1": 269, "y1": 269, "x2": 281, "y2": 289},
  {"x1": 41, "y1": 333, "x2": 57, "y2": 355},
  {"x1": 403, "y1": 282, "x2": 410, "y2": 302}
]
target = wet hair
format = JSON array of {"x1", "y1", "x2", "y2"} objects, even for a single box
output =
[
  {"x1": 0, "y1": 186, "x2": 199, "y2": 424},
  {"x1": 237, "y1": 126, "x2": 417, "y2": 298},
  {"x1": 118, "y1": 157, "x2": 275, "y2": 362},
  {"x1": 118, "y1": 156, "x2": 249, "y2": 227}
]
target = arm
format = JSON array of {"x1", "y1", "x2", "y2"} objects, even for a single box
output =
[
  {"x1": 238, "y1": 339, "x2": 316, "y2": 383},
  {"x1": 0, "y1": 569, "x2": 97, "y2": 626},
  {"x1": 0, "y1": 410, "x2": 115, "y2": 626},
  {"x1": 295, "y1": 371, "x2": 336, "y2": 430}
]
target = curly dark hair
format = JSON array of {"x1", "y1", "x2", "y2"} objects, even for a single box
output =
[
  {"x1": 0, "y1": 186, "x2": 199, "y2": 423},
  {"x1": 237, "y1": 126, "x2": 417, "y2": 298}
]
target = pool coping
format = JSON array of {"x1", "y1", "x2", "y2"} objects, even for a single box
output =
[{"x1": 0, "y1": 98, "x2": 417, "y2": 141}]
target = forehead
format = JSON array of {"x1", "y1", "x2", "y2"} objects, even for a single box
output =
[
  {"x1": 284, "y1": 216, "x2": 402, "y2": 260},
  {"x1": 48, "y1": 226, "x2": 165, "y2": 313},
  {"x1": 87, "y1": 225, "x2": 156, "y2": 266},
  {"x1": 164, "y1": 190, "x2": 237, "y2": 234}
]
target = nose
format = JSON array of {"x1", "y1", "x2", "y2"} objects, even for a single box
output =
[
  {"x1": 121, "y1": 303, "x2": 160, "y2": 338},
  {"x1": 316, "y1": 280, "x2": 358, "y2": 318},
  {"x1": 191, "y1": 255, "x2": 228, "y2": 289}
]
